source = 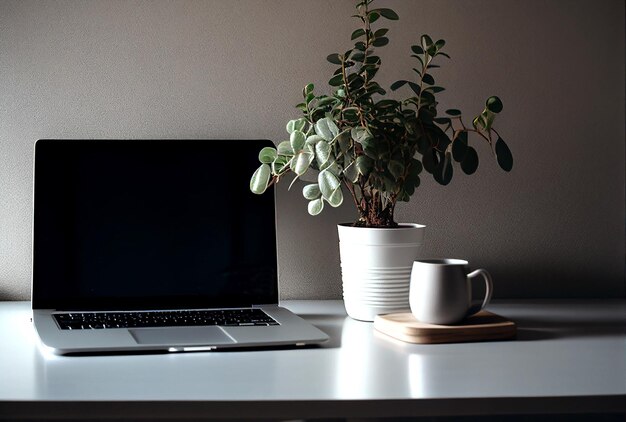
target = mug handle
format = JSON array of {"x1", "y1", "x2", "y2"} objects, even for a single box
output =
[{"x1": 466, "y1": 269, "x2": 493, "y2": 317}]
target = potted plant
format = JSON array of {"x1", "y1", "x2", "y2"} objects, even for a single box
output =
[{"x1": 250, "y1": 0, "x2": 512, "y2": 321}]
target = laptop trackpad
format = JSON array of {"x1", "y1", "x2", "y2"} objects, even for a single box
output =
[{"x1": 129, "y1": 327, "x2": 236, "y2": 345}]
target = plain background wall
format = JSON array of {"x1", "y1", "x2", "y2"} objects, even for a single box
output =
[{"x1": 0, "y1": 0, "x2": 624, "y2": 301}]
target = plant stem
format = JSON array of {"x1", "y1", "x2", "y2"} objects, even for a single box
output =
[
  {"x1": 344, "y1": 179, "x2": 361, "y2": 212},
  {"x1": 416, "y1": 55, "x2": 432, "y2": 112}
]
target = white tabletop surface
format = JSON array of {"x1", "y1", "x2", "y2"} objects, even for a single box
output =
[{"x1": 0, "y1": 300, "x2": 625, "y2": 420}]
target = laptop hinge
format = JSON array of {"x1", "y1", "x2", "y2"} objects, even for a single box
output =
[{"x1": 252, "y1": 304, "x2": 277, "y2": 308}]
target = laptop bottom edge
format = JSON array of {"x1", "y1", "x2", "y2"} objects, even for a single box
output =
[{"x1": 32, "y1": 306, "x2": 329, "y2": 355}]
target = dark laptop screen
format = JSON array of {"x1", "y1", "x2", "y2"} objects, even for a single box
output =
[{"x1": 32, "y1": 139, "x2": 278, "y2": 310}]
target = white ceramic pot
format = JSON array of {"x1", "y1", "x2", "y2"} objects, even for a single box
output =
[{"x1": 337, "y1": 223, "x2": 426, "y2": 321}]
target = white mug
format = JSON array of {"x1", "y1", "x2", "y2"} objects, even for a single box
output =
[{"x1": 409, "y1": 259, "x2": 493, "y2": 325}]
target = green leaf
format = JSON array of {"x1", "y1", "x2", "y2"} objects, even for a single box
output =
[
  {"x1": 315, "y1": 96, "x2": 336, "y2": 108},
  {"x1": 388, "y1": 159, "x2": 404, "y2": 180},
  {"x1": 420, "y1": 90, "x2": 435, "y2": 105},
  {"x1": 337, "y1": 131, "x2": 352, "y2": 155},
  {"x1": 343, "y1": 160, "x2": 359, "y2": 183},
  {"x1": 378, "y1": 8, "x2": 399, "y2": 20},
  {"x1": 272, "y1": 155, "x2": 290, "y2": 174},
  {"x1": 327, "y1": 186, "x2": 344, "y2": 208},
  {"x1": 372, "y1": 37, "x2": 389, "y2": 47},
  {"x1": 258, "y1": 146, "x2": 277, "y2": 164},
  {"x1": 350, "y1": 126, "x2": 373, "y2": 145},
  {"x1": 422, "y1": 73, "x2": 435, "y2": 85},
  {"x1": 452, "y1": 133, "x2": 468, "y2": 162},
  {"x1": 435, "y1": 39, "x2": 446, "y2": 50},
  {"x1": 318, "y1": 170, "x2": 341, "y2": 200},
  {"x1": 367, "y1": 11, "x2": 380, "y2": 23},
  {"x1": 375, "y1": 99, "x2": 399, "y2": 109},
  {"x1": 425, "y1": 86, "x2": 445, "y2": 93},
  {"x1": 302, "y1": 183, "x2": 321, "y2": 200},
  {"x1": 421, "y1": 34, "x2": 433, "y2": 50},
  {"x1": 286, "y1": 121, "x2": 294, "y2": 134},
  {"x1": 461, "y1": 146, "x2": 479, "y2": 175},
  {"x1": 473, "y1": 114, "x2": 485, "y2": 130},
  {"x1": 403, "y1": 161, "x2": 421, "y2": 194},
  {"x1": 495, "y1": 137, "x2": 513, "y2": 171},
  {"x1": 305, "y1": 134, "x2": 324, "y2": 147},
  {"x1": 329, "y1": 74, "x2": 344, "y2": 87},
  {"x1": 250, "y1": 164, "x2": 271, "y2": 194},
  {"x1": 290, "y1": 130, "x2": 306, "y2": 152},
  {"x1": 436, "y1": 129, "x2": 452, "y2": 152},
  {"x1": 446, "y1": 109, "x2": 462, "y2": 116},
  {"x1": 374, "y1": 28, "x2": 389, "y2": 37},
  {"x1": 277, "y1": 140, "x2": 294, "y2": 156},
  {"x1": 296, "y1": 118, "x2": 307, "y2": 131},
  {"x1": 486, "y1": 96, "x2": 503, "y2": 113},
  {"x1": 307, "y1": 198, "x2": 324, "y2": 216},
  {"x1": 363, "y1": 145, "x2": 379, "y2": 159},
  {"x1": 390, "y1": 80, "x2": 408, "y2": 91},
  {"x1": 411, "y1": 45, "x2": 424, "y2": 55},
  {"x1": 408, "y1": 81, "x2": 421, "y2": 96},
  {"x1": 365, "y1": 55, "x2": 381, "y2": 65},
  {"x1": 315, "y1": 117, "x2": 339, "y2": 142},
  {"x1": 434, "y1": 153, "x2": 453, "y2": 185},
  {"x1": 315, "y1": 141, "x2": 331, "y2": 166},
  {"x1": 326, "y1": 53, "x2": 342, "y2": 65},
  {"x1": 322, "y1": 159, "x2": 341, "y2": 176},
  {"x1": 416, "y1": 136, "x2": 430, "y2": 154},
  {"x1": 286, "y1": 118, "x2": 306, "y2": 134},
  {"x1": 343, "y1": 107, "x2": 359, "y2": 122},
  {"x1": 304, "y1": 83, "x2": 314, "y2": 95},
  {"x1": 475, "y1": 107, "x2": 497, "y2": 131},
  {"x1": 347, "y1": 72, "x2": 361, "y2": 85},
  {"x1": 293, "y1": 151, "x2": 314, "y2": 176},
  {"x1": 356, "y1": 155, "x2": 374, "y2": 176},
  {"x1": 351, "y1": 51, "x2": 365, "y2": 62},
  {"x1": 409, "y1": 158, "x2": 423, "y2": 177},
  {"x1": 351, "y1": 28, "x2": 365, "y2": 40}
]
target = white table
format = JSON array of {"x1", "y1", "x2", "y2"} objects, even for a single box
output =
[{"x1": 0, "y1": 300, "x2": 625, "y2": 420}]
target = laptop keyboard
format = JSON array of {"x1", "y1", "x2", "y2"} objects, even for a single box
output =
[{"x1": 54, "y1": 309, "x2": 279, "y2": 330}]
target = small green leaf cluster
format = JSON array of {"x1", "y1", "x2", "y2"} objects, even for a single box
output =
[
  {"x1": 250, "y1": 115, "x2": 347, "y2": 215},
  {"x1": 250, "y1": 0, "x2": 512, "y2": 227}
]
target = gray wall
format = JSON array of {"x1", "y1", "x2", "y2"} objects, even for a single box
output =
[{"x1": 0, "y1": 0, "x2": 624, "y2": 300}]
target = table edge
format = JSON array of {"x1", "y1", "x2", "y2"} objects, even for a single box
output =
[{"x1": 1, "y1": 395, "x2": 625, "y2": 420}]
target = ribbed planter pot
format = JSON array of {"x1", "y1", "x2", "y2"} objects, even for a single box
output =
[{"x1": 337, "y1": 223, "x2": 426, "y2": 322}]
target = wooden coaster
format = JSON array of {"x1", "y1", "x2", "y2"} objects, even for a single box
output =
[{"x1": 374, "y1": 310, "x2": 516, "y2": 344}]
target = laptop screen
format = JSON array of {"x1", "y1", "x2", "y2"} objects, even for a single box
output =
[{"x1": 32, "y1": 139, "x2": 278, "y2": 310}]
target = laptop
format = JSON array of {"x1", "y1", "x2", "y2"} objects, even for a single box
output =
[{"x1": 31, "y1": 139, "x2": 328, "y2": 354}]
